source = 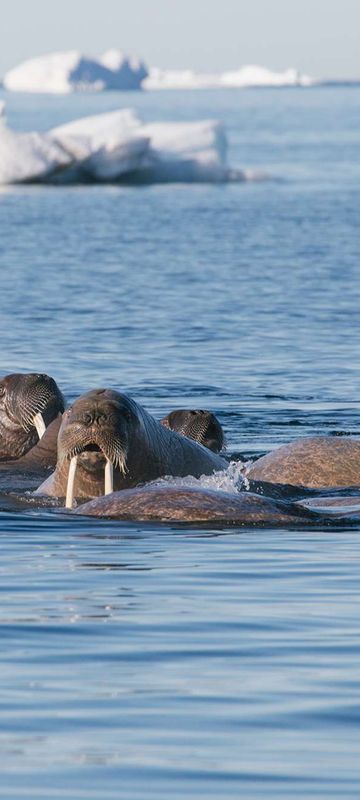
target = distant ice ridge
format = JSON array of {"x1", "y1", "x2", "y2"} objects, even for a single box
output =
[
  {"x1": 0, "y1": 105, "x2": 253, "y2": 184},
  {"x1": 2, "y1": 51, "x2": 315, "y2": 93},
  {"x1": 3, "y1": 49, "x2": 148, "y2": 93},
  {"x1": 144, "y1": 64, "x2": 315, "y2": 90}
]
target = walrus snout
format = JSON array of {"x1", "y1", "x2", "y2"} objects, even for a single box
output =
[
  {"x1": 59, "y1": 392, "x2": 131, "y2": 474},
  {"x1": 59, "y1": 389, "x2": 136, "y2": 508}
]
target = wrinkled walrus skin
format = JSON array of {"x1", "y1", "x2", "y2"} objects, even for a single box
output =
[
  {"x1": 37, "y1": 389, "x2": 227, "y2": 501},
  {"x1": 246, "y1": 437, "x2": 360, "y2": 489},
  {"x1": 72, "y1": 485, "x2": 338, "y2": 526}
]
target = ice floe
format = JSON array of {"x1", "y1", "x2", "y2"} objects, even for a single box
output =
[
  {"x1": 50, "y1": 109, "x2": 150, "y2": 180},
  {"x1": 0, "y1": 112, "x2": 72, "y2": 183},
  {"x1": 0, "y1": 105, "x2": 250, "y2": 184},
  {"x1": 144, "y1": 64, "x2": 315, "y2": 90},
  {"x1": 3, "y1": 50, "x2": 147, "y2": 93},
  {"x1": 3, "y1": 50, "x2": 315, "y2": 93}
]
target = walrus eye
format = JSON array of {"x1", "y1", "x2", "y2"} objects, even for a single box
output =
[{"x1": 0, "y1": 385, "x2": 5, "y2": 398}]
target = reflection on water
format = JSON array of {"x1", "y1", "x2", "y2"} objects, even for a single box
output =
[
  {"x1": 2, "y1": 516, "x2": 360, "y2": 798},
  {"x1": 0, "y1": 86, "x2": 360, "y2": 798}
]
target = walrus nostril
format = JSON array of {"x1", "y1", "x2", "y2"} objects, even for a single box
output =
[
  {"x1": 94, "y1": 411, "x2": 108, "y2": 425},
  {"x1": 82, "y1": 409, "x2": 108, "y2": 426}
]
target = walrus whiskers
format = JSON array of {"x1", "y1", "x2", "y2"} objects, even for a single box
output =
[
  {"x1": 66, "y1": 455, "x2": 78, "y2": 509},
  {"x1": 33, "y1": 412, "x2": 46, "y2": 440},
  {"x1": 105, "y1": 459, "x2": 114, "y2": 495}
]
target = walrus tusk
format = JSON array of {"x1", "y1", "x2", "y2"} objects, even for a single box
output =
[
  {"x1": 66, "y1": 455, "x2": 78, "y2": 509},
  {"x1": 33, "y1": 412, "x2": 46, "y2": 440},
  {"x1": 105, "y1": 459, "x2": 113, "y2": 495}
]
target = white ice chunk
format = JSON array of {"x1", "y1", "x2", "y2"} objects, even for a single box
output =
[
  {"x1": 3, "y1": 50, "x2": 148, "y2": 94},
  {"x1": 51, "y1": 111, "x2": 230, "y2": 182},
  {"x1": 50, "y1": 109, "x2": 149, "y2": 180},
  {"x1": 0, "y1": 106, "x2": 245, "y2": 184},
  {"x1": 0, "y1": 114, "x2": 72, "y2": 184},
  {"x1": 99, "y1": 49, "x2": 147, "y2": 86},
  {"x1": 139, "y1": 119, "x2": 229, "y2": 182},
  {"x1": 220, "y1": 65, "x2": 314, "y2": 88},
  {"x1": 144, "y1": 64, "x2": 315, "y2": 90},
  {"x1": 143, "y1": 68, "x2": 220, "y2": 90}
]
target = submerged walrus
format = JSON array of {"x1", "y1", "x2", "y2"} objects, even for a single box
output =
[
  {"x1": 72, "y1": 484, "x2": 339, "y2": 526},
  {"x1": 160, "y1": 409, "x2": 224, "y2": 452},
  {"x1": 246, "y1": 436, "x2": 360, "y2": 489},
  {"x1": 0, "y1": 373, "x2": 64, "y2": 463},
  {"x1": 36, "y1": 389, "x2": 226, "y2": 506}
]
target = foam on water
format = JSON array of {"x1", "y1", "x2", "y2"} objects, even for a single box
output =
[{"x1": 148, "y1": 459, "x2": 245, "y2": 493}]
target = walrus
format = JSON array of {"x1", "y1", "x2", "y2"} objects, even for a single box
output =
[
  {"x1": 71, "y1": 484, "x2": 343, "y2": 526},
  {"x1": 246, "y1": 436, "x2": 360, "y2": 488},
  {"x1": 0, "y1": 373, "x2": 64, "y2": 462},
  {"x1": 160, "y1": 409, "x2": 224, "y2": 452},
  {"x1": 36, "y1": 389, "x2": 227, "y2": 506}
]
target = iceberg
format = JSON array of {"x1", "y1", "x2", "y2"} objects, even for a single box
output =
[
  {"x1": 99, "y1": 49, "x2": 147, "y2": 86},
  {"x1": 0, "y1": 112, "x2": 72, "y2": 184},
  {"x1": 50, "y1": 109, "x2": 150, "y2": 180},
  {"x1": 0, "y1": 104, "x2": 250, "y2": 184},
  {"x1": 2, "y1": 50, "x2": 315, "y2": 93},
  {"x1": 3, "y1": 49, "x2": 148, "y2": 93},
  {"x1": 50, "y1": 111, "x2": 232, "y2": 182},
  {"x1": 144, "y1": 64, "x2": 315, "y2": 90},
  {"x1": 138, "y1": 120, "x2": 228, "y2": 182},
  {"x1": 220, "y1": 65, "x2": 314, "y2": 87},
  {"x1": 143, "y1": 68, "x2": 220, "y2": 90}
]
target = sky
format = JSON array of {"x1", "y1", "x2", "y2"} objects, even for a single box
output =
[{"x1": 2, "y1": 0, "x2": 360, "y2": 79}]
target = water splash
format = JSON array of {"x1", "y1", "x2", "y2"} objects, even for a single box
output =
[{"x1": 148, "y1": 459, "x2": 245, "y2": 494}]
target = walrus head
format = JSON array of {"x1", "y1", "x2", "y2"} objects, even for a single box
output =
[
  {"x1": 58, "y1": 389, "x2": 140, "y2": 507},
  {"x1": 160, "y1": 409, "x2": 225, "y2": 453},
  {"x1": 0, "y1": 372, "x2": 65, "y2": 461}
]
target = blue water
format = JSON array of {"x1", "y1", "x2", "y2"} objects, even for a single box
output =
[{"x1": 0, "y1": 86, "x2": 360, "y2": 798}]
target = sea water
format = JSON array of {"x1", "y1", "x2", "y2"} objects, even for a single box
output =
[{"x1": 0, "y1": 86, "x2": 360, "y2": 798}]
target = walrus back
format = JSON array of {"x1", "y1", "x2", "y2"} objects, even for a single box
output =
[
  {"x1": 132, "y1": 401, "x2": 227, "y2": 480},
  {"x1": 72, "y1": 485, "x2": 322, "y2": 525},
  {"x1": 247, "y1": 436, "x2": 360, "y2": 488}
]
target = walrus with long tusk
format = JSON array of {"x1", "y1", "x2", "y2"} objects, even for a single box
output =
[
  {"x1": 0, "y1": 373, "x2": 64, "y2": 464},
  {"x1": 160, "y1": 409, "x2": 225, "y2": 453},
  {"x1": 36, "y1": 389, "x2": 227, "y2": 507},
  {"x1": 246, "y1": 436, "x2": 360, "y2": 489}
]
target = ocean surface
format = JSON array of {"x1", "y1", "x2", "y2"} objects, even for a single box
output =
[{"x1": 0, "y1": 86, "x2": 360, "y2": 798}]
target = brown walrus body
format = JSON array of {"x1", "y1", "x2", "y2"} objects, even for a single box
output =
[
  {"x1": 246, "y1": 436, "x2": 360, "y2": 488},
  {"x1": 0, "y1": 415, "x2": 64, "y2": 492},
  {"x1": 160, "y1": 409, "x2": 224, "y2": 453},
  {"x1": 72, "y1": 484, "x2": 337, "y2": 526},
  {"x1": 37, "y1": 389, "x2": 227, "y2": 502}
]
